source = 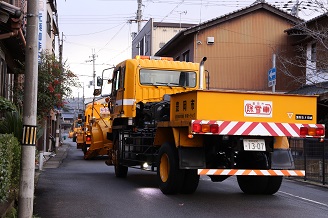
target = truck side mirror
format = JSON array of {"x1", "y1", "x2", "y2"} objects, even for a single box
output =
[{"x1": 97, "y1": 76, "x2": 103, "y2": 86}]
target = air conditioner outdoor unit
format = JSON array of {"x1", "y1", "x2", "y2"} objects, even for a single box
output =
[{"x1": 207, "y1": 37, "x2": 214, "y2": 44}]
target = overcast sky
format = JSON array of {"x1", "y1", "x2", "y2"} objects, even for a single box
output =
[{"x1": 57, "y1": 0, "x2": 325, "y2": 98}]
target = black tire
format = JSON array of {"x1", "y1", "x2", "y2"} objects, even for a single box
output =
[
  {"x1": 237, "y1": 151, "x2": 273, "y2": 195},
  {"x1": 83, "y1": 143, "x2": 89, "y2": 160},
  {"x1": 237, "y1": 175, "x2": 269, "y2": 194},
  {"x1": 180, "y1": 169, "x2": 199, "y2": 194},
  {"x1": 82, "y1": 143, "x2": 88, "y2": 154},
  {"x1": 113, "y1": 132, "x2": 128, "y2": 178},
  {"x1": 157, "y1": 142, "x2": 184, "y2": 195},
  {"x1": 264, "y1": 176, "x2": 283, "y2": 195}
]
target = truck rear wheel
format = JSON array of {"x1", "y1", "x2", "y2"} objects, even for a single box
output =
[
  {"x1": 264, "y1": 176, "x2": 283, "y2": 195},
  {"x1": 180, "y1": 169, "x2": 199, "y2": 194},
  {"x1": 113, "y1": 132, "x2": 128, "y2": 178},
  {"x1": 157, "y1": 142, "x2": 184, "y2": 194},
  {"x1": 237, "y1": 175, "x2": 269, "y2": 194},
  {"x1": 237, "y1": 151, "x2": 282, "y2": 195},
  {"x1": 82, "y1": 143, "x2": 88, "y2": 154}
]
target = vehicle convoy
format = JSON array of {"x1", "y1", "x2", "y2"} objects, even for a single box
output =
[
  {"x1": 81, "y1": 99, "x2": 113, "y2": 160},
  {"x1": 105, "y1": 55, "x2": 325, "y2": 195},
  {"x1": 68, "y1": 115, "x2": 84, "y2": 145}
]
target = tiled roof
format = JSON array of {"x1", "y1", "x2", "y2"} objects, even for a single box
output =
[
  {"x1": 184, "y1": 2, "x2": 302, "y2": 35},
  {"x1": 287, "y1": 82, "x2": 328, "y2": 96}
]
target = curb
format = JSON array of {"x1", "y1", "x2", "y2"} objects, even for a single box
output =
[
  {"x1": 286, "y1": 177, "x2": 328, "y2": 189},
  {"x1": 42, "y1": 143, "x2": 69, "y2": 169}
]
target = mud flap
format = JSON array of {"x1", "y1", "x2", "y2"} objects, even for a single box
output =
[
  {"x1": 271, "y1": 148, "x2": 295, "y2": 169},
  {"x1": 178, "y1": 147, "x2": 206, "y2": 169}
]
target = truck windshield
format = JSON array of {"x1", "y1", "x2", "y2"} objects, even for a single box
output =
[{"x1": 139, "y1": 69, "x2": 196, "y2": 88}]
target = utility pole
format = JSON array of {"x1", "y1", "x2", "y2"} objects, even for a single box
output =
[
  {"x1": 129, "y1": 0, "x2": 145, "y2": 33},
  {"x1": 18, "y1": 0, "x2": 38, "y2": 217},
  {"x1": 83, "y1": 84, "x2": 85, "y2": 112},
  {"x1": 55, "y1": 111, "x2": 60, "y2": 149},
  {"x1": 87, "y1": 50, "x2": 97, "y2": 90},
  {"x1": 54, "y1": 32, "x2": 64, "y2": 150},
  {"x1": 136, "y1": 0, "x2": 142, "y2": 32}
]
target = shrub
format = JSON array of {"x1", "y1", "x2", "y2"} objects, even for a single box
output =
[{"x1": 0, "y1": 134, "x2": 21, "y2": 202}]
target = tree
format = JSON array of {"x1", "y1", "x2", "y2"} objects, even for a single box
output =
[
  {"x1": 15, "y1": 52, "x2": 79, "y2": 123},
  {"x1": 278, "y1": 1, "x2": 328, "y2": 86},
  {"x1": 275, "y1": 1, "x2": 328, "y2": 133}
]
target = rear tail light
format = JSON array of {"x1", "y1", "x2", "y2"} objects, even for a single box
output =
[
  {"x1": 308, "y1": 127, "x2": 316, "y2": 136},
  {"x1": 86, "y1": 136, "x2": 91, "y2": 142},
  {"x1": 316, "y1": 128, "x2": 325, "y2": 136},
  {"x1": 210, "y1": 124, "x2": 219, "y2": 133},
  {"x1": 192, "y1": 123, "x2": 219, "y2": 134},
  {"x1": 202, "y1": 124, "x2": 210, "y2": 133},
  {"x1": 192, "y1": 123, "x2": 201, "y2": 133},
  {"x1": 300, "y1": 126, "x2": 325, "y2": 137},
  {"x1": 300, "y1": 127, "x2": 308, "y2": 135}
]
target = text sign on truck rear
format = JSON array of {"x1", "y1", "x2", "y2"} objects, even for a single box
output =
[{"x1": 244, "y1": 100, "x2": 272, "y2": 118}]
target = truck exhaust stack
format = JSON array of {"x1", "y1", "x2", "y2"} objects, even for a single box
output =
[{"x1": 199, "y1": 57, "x2": 207, "y2": 90}]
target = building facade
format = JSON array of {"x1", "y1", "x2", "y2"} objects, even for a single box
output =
[
  {"x1": 132, "y1": 18, "x2": 195, "y2": 58},
  {"x1": 38, "y1": 0, "x2": 58, "y2": 60},
  {"x1": 0, "y1": 0, "x2": 26, "y2": 102},
  {"x1": 156, "y1": 2, "x2": 303, "y2": 92}
]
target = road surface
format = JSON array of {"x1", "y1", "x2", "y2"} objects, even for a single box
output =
[{"x1": 34, "y1": 141, "x2": 328, "y2": 218}]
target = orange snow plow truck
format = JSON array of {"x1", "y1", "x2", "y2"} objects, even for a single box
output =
[
  {"x1": 105, "y1": 55, "x2": 325, "y2": 195},
  {"x1": 81, "y1": 100, "x2": 112, "y2": 160}
]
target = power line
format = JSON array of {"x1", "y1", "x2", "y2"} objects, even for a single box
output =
[
  {"x1": 64, "y1": 22, "x2": 126, "y2": 36},
  {"x1": 96, "y1": 22, "x2": 128, "y2": 54}
]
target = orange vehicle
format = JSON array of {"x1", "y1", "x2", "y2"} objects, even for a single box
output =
[
  {"x1": 81, "y1": 98, "x2": 112, "y2": 160},
  {"x1": 104, "y1": 55, "x2": 325, "y2": 195},
  {"x1": 68, "y1": 115, "x2": 83, "y2": 145}
]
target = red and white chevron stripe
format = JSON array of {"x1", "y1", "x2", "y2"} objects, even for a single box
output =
[
  {"x1": 191, "y1": 120, "x2": 325, "y2": 137},
  {"x1": 198, "y1": 169, "x2": 305, "y2": 177}
]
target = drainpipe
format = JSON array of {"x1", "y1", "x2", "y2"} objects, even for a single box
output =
[
  {"x1": 0, "y1": 30, "x2": 18, "y2": 39},
  {"x1": 199, "y1": 57, "x2": 207, "y2": 90}
]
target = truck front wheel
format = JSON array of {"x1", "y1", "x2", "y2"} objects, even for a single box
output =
[
  {"x1": 157, "y1": 142, "x2": 184, "y2": 194},
  {"x1": 113, "y1": 132, "x2": 128, "y2": 178}
]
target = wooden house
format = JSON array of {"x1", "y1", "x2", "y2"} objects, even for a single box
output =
[{"x1": 156, "y1": 2, "x2": 303, "y2": 92}]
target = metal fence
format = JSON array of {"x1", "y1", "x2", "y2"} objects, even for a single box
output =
[{"x1": 289, "y1": 138, "x2": 328, "y2": 185}]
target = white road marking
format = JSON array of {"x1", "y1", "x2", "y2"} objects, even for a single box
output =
[{"x1": 279, "y1": 191, "x2": 328, "y2": 207}]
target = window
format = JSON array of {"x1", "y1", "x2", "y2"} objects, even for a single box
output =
[
  {"x1": 111, "y1": 67, "x2": 125, "y2": 95},
  {"x1": 139, "y1": 37, "x2": 145, "y2": 55},
  {"x1": 311, "y1": 43, "x2": 316, "y2": 62},
  {"x1": 139, "y1": 69, "x2": 196, "y2": 88},
  {"x1": 183, "y1": 50, "x2": 190, "y2": 62}
]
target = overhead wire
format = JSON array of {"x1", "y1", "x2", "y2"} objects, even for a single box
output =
[
  {"x1": 64, "y1": 22, "x2": 127, "y2": 36},
  {"x1": 60, "y1": 0, "x2": 325, "y2": 75}
]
